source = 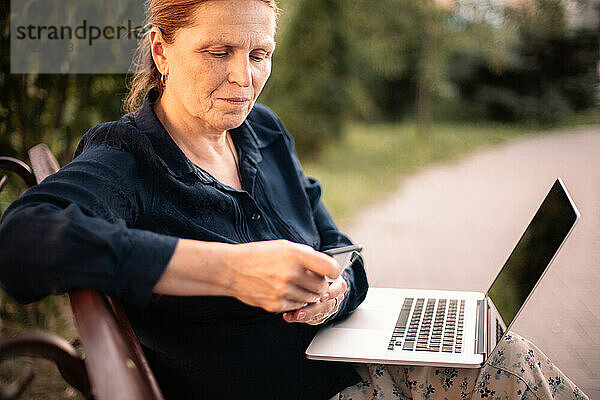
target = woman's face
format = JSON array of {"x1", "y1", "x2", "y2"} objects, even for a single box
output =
[{"x1": 155, "y1": 0, "x2": 276, "y2": 133}]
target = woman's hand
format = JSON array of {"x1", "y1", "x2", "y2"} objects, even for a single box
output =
[
  {"x1": 282, "y1": 275, "x2": 348, "y2": 325},
  {"x1": 225, "y1": 240, "x2": 341, "y2": 313}
]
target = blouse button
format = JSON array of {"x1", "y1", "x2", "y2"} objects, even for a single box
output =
[{"x1": 251, "y1": 212, "x2": 261, "y2": 221}]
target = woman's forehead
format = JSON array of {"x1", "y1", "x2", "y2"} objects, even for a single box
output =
[
  {"x1": 180, "y1": 0, "x2": 276, "y2": 47},
  {"x1": 190, "y1": 0, "x2": 276, "y2": 32},
  {"x1": 204, "y1": 34, "x2": 274, "y2": 48}
]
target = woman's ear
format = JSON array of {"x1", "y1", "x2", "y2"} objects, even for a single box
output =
[{"x1": 150, "y1": 28, "x2": 169, "y2": 76}]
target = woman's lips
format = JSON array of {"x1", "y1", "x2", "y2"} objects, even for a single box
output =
[{"x1": 219, "y1": 97, "x2": 251, "y2": 105}]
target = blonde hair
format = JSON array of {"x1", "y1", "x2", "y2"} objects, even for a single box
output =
[{"x1": 124, "y1": 0, "x2": 279, "y2": 113}]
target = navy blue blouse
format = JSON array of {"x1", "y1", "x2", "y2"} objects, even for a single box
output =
[{"x1": 0, "y1": 90, "x2": 368, "y2": 399}]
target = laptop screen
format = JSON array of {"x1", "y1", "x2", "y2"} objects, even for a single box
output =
[{"x1": 486, "y1": 179, "x2": 579, "y2": 327}]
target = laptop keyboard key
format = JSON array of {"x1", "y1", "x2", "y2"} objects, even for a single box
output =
[{"x1": 389, "y1": 297, "x2": 464, "y2": 354}]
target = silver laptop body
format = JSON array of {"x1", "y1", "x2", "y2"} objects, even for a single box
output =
[{"x1": 307, "y1": 178, "x2": 580, "y2": 368}]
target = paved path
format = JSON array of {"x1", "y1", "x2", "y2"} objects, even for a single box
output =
[{"x1": 345, "y1": 126, "x2": 600, "y2": 397}]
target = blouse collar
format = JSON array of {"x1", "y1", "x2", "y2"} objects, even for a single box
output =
[{"x1": 129, "y1": 88, "x2": 264, "y2": 180}]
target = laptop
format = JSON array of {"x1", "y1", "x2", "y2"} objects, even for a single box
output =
[{"x1": 307, "y1": 178, "x2": 580, "y2": 368}]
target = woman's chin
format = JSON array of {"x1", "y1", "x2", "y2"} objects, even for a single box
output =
[
  {"x1": 208, "y1": 115, "x2": 248, "y2": 132},
  {"x1": 213, "y1": 109, "x2": 253, "y2": 130}
]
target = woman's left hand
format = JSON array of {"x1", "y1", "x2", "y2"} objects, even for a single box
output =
[{"x1": 283, "y1": 276, "x2": 347, "y2": 325}]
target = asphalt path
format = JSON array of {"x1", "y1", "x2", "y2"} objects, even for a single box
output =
[{"x1": 345, "y1": 126, "x2": 600, "y2": 397}]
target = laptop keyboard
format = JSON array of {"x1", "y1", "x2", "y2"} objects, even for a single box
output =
[{"x1": 387, "y1": 298, "x2": 465, "y2": 353}]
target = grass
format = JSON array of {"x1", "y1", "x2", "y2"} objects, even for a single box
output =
[
  {"x1": 554, "y1": 109, "x2": 600, "y2": 129},
  {"x1": 302, "y1": 118, "x2": 597, "y2": 226}
]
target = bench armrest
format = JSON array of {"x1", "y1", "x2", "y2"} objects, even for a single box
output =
[{"x1": 70, "y1": 290, "x2": 162, "y2": 400}]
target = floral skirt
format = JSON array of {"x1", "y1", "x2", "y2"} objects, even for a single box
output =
[{"x1": 332, "y1": 332, "x2": 588, "y2": 400}]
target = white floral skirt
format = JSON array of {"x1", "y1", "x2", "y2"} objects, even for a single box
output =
[{"x1": 332, "y1": 332, "x2": 588, "y2": 400}]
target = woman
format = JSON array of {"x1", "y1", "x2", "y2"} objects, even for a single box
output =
[
  {"x1": 0, "y1": 0, "x2": 367, "y2": 398},
  {"x1": 0, "y1": 1, "x2": 589, "y2": 399}
]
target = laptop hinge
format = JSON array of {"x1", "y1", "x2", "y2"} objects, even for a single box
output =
[{"x1": 475, "y1": 299, "x2": 487, "y2": 356}]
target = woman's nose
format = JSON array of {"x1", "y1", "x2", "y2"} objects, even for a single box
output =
[{"x1": 228, "y1": 54, "x2": 252, "y2": 87}]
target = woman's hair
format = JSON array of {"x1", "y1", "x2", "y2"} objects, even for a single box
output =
[{"x1": 123, "y1": 0, "x2": 279, "y2": 113}]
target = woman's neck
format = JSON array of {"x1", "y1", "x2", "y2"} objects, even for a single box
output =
[
  {"x1": 153, "y1": 93, "x2": 242, "y2": 190},
  {"x1": 153, "y1": 94, "x2": 228, "y2": 165}
]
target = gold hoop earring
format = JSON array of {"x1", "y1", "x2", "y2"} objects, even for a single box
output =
[{"x1": 160, "y1": 73, "x2": 168, "y2": 86}]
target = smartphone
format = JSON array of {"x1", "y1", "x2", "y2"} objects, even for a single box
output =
[{"x1": 323, "y1": 244, "x2": 363, "y2": 282}]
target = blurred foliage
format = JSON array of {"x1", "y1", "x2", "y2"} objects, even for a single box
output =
[
  {"x1": 0, "y1": 357, "x2": 85, "y2": 400},
  {"x1": 262, "y1": 0, "x2": 351, "y2": 156},
  {"x1": 266, "y1": 0, "x2": 521, "y2": 151},
  {"x1": 0, "y1": 290, "x2": 82, "y2": 400},
  {"x1": 343, "y1": 0, "x2": 519, "y2": 137},
  {"x1": 266, "y1": 0, "x2": 598, "y2": 153},
  {"x1": 453, "y1": 0, "x2": 599, "y2": 125},
  {"x1": 0, "y1": 1, "x2": 126, "y2": 164},
  {"x1": 1, "y1": 0, "x2": 598, "y2": 160}
]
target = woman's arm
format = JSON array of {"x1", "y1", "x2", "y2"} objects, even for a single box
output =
[
  {"x1": 0, "y1": 144, "x2": 176, "y2": 306},
  {"x1": 0, "y1": 141, "x2": 341, "y2": 310},
  {"x1": 154, "y1": 238, "x2": 341, "y2": 312}
]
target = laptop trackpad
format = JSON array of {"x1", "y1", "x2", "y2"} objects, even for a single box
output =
[{"x1": 333, "y1": 309, "x2": 388, "y2": 330}]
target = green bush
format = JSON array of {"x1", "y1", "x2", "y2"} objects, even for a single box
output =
[
  {"x1": 476, "y1": 85, "x2": 571, "y2": 125},
  {"x1": 262, "y1": 0, "x2": 349, "y2": 157},
  {"x1": 454, "y1": 25, "x2": 599, "y2": 125}
]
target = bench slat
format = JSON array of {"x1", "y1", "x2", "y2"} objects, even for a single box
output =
[{"x1": 70, "y1": 290, "x2": 158, "y2": 400}]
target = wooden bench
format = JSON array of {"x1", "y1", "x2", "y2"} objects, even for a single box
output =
[{"x1": 0, "y1": 145, "x2": 164, "y2": 400}]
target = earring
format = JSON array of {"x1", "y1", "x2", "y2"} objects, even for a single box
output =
[{"x1": 160, "y1": 73, "x2": 168, "y2": 86}]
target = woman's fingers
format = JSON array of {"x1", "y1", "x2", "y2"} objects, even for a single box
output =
[
  {"x1": 283, "y1": 284, "x2": 322, "y2": 304},
  {"x1": 283, "y1": 276, "x2": 348, "y2": 324},
  {"x1": 279, "y1": 299, "x2": 311, "y2": 313},
  {"x1": 282, "y1": 294, "x2": 341, "y2": 324},
  {"x1": 284, "y1": 267, "x2": 345, "y2": 306},
  {"x1": 326, "y1": 275, "x2": 348, "y2": 298},
  {"x1": 315, "y1": 274, "x2": 347, "y2": 302},
  {"x1": 290, "y1": 243, "x2": 342, "y2": 280},
  {"x1": 295, "y1": 269, "x2": 330, "y2": 295}
]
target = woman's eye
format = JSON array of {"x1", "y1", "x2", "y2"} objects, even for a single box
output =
[{"x1": 250, "y1": 52, "x2": 269, "y2": 62}]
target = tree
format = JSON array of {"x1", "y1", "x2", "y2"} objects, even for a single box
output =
[
  {"x1": 262, "y1": 0, "x2": 350, "y2": 157},
  {"x1": 0, "y1": 1, "x2": 129, "y2": 164},
  {"x1": 345, "y1": 0, "x2": 516, "y2": 134},
  {"x1": 454, "y1": 0, "x2": 599, "y2": 124}
]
